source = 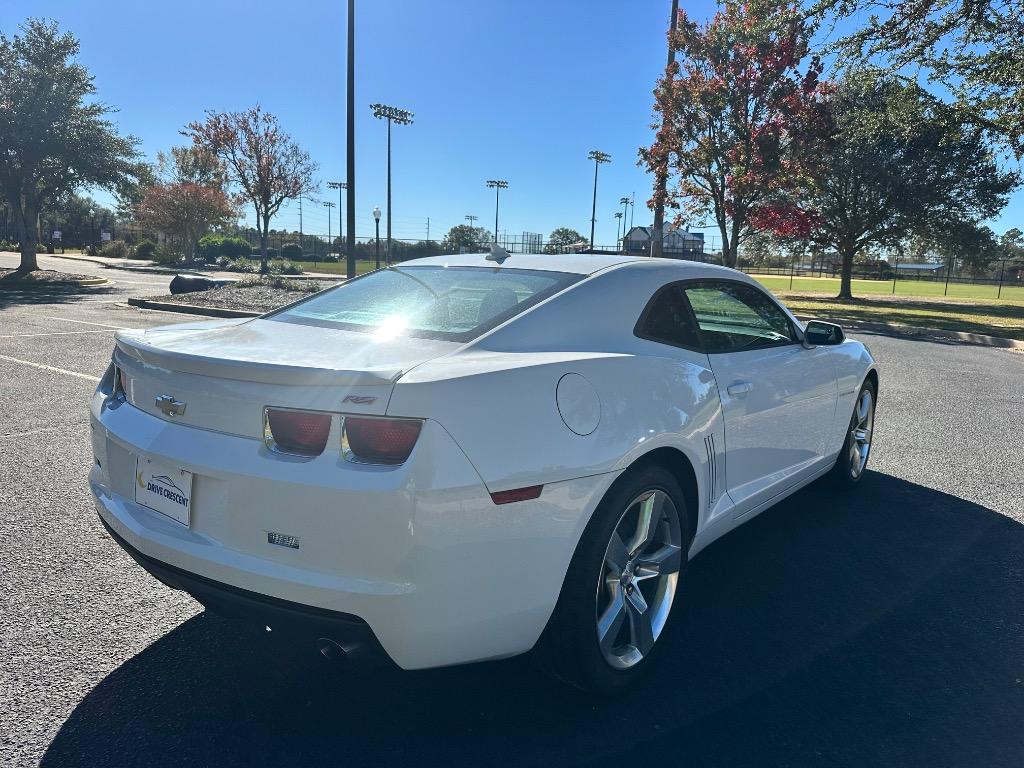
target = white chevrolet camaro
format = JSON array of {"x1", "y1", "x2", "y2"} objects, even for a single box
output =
[{"x1": 90, "y1": 251, "x2": 877, "y2": 691}]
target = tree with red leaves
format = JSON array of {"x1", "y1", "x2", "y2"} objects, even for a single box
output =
[
  {"x1": 184, "y1": 107, "x2": 317, "y2": 273},
  {"x1": 135, "y1": 147, "x2": 238, "y2": 262},
  {"x1": 641, "y1": 1, "x2": 831, "y2": 268}
]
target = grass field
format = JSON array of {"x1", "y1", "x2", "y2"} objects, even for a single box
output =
[
  {"x1": 294, "y1": 259, "x2": 379, "y2": 276},
  {"x1": 751, "y1": 274, "x2": 1024, "y2": 304}
]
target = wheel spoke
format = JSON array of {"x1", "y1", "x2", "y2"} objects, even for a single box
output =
[
  {"x1": 597, "y1": 591, "x2": 626, "y2": 655},
  {"x1": 857, "y1": 392, "x2": 871, "y2": 426},
  {"x1": 604, "y1": 531, "x2": 629, "y2": 573},
  {"x1": 630, "y1": 492, "x2": 664, "y2": 555},
  {"x1": 635, "y1": 543, "x2": 682, "y2": 576},
  {"x1": 626, "y1": 594, "x2": 655, "y2": 655}
]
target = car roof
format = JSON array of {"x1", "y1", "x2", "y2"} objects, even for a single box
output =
[{"x1": 392, "y1": 252, "x2": 738, "y2": 277}]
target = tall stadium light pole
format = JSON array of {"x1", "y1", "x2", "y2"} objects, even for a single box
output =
[
  {"x1": 327, "y1": 181, "x2": 347, "y2": 251},
  {"x1": 324, "y1": 201, "x2": 336, "y2": 257},
  {"x1": 588, "y1": 150, "x2": 611, "y2": 252},
  {"x1": 346, "y1": 0, "x2": 356, "y2": 280},
  {"x1": 619, "y1": 196, "x2": 631, "y2": 246},
  {"x1": 651, "y1": 0, "x2": 680, "y2": 260},
  {"x1": 465, "y1": 214, "x2": 478, "y2": 229},
  {"x1": 486, "y1": 180, "x2": 508, "y2": 245},
  {"x1": 614, "y1": 212, "x2": 624, "y2": 250},
  {"x1": 370, "y1": 103, "x2": 414, "y2": 266}
]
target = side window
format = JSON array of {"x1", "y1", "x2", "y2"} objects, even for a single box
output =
[
  {"x1": 683, "y1": 281, "x2": 795, "y2": 353},
  {"x1": 635, "y1": 284, "x2": 702, "y2": 350}
]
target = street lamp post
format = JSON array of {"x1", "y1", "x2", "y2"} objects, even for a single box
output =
[
  {"x1": 323, "y1": 201, "x2": 336, "y2": 263},
  {"x1": 588, "y1": 150, "x2": 611, "y2": 252},
  {"x1": 485, "y1": 180, "x2": 508, "y2": 246},
  {"x1": 373, "y1": 206, "x2": 382, "y2": 268},
  {"x1": 370, "y1": 103, "x2": 414, "y2": 266},
  {"x1": 327, "y1": 181, "x2": 348, "y2": 253}
]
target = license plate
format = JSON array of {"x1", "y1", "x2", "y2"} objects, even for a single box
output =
[{"x1": 135, "y1": 456, "x2": 192, "y2": 526}]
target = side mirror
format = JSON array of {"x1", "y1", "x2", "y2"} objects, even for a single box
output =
[{"x1": 802, "y1": 320, "x2": 845, "y2": 348}]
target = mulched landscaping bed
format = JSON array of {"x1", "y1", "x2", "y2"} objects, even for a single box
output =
[
  {"x1": 0, "y1": 268, "x2": 98, "y2": 284},
  {"x1": 140, "y1": 280, "x2": 327, "y2": 314}
]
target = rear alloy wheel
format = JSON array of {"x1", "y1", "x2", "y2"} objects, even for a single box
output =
[
  {"x1": 596, "y1": 490, "x2": 682, "y2": 670},
  {"x1": 832, "y1": 380, "x2": 875, "y2": 484},
  {"x1": 536, "y1": 465, "x2": 689, "y2": 692}
]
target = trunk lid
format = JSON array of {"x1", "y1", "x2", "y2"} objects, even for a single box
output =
[{"x1": 113, "y1": 318, "x2": 461, "y2": 437}]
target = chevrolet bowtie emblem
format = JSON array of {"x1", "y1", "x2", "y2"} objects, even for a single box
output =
[{"x1": 155, "y1": 394, "x2": 187, "y2": 417}]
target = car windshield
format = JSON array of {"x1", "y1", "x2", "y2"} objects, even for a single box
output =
[{"x1": 266, "y1": 265, "x2": 582, "y2": 341}]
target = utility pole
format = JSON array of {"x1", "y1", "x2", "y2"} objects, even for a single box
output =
[
  {"x1": 486, "y1": 180, "x2": 508, "y2": 244},
  {"x1": 370, "y1": 103, "x2": 414, "y2": 266},
  {"x1": 327, "y1": 182, "x2": 347, "y2": 252},
  {"x1": 426, "y1": 217, "x2": 430, "y2": 241},
  {"x1": 346, "y1": 0, "x2": 356, "y2": 280},
  {"x1": 465, "y1": 214, "x2": 478, "y2": 229},
  {"x1": 588, "y1": 150, "x2": 611, "y2": 252},
  {"x1": 651, "y1": 0, "x2": 680, "y2": 260},
  {"x1": 298, "y1": 196, "x2": 303, "y2": 250},
  {"x1": 324, "y1": 201, "x2": 336, "y2": 262}
]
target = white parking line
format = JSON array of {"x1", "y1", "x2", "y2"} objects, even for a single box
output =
[
  {"x1": 0, "y1": 353, "x2": 100, "y2": 382},
  {"x1": 0, "y1": 330, "x2": 114, "y2": 339},
  {"x1": 41, "y1": 316, "x2": 127, "y2": 329}
]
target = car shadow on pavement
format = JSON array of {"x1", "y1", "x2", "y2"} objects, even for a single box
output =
[
  {"x1": 43, "y1": 472, "x2": 1024, "y2": 768},
  {"x1": 0, "y1": 281, "x2": 120, "y2": 308}
]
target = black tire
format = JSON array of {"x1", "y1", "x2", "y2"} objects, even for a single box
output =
[
  {"x1": 830, "y1": 378, "x2": 876, "y2": 486},
  {"x1": 534, "y1": 463, "x2": 691, "y2": 693}
]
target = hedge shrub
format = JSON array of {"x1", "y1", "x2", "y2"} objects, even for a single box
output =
[
  {"x1": 133, "y1": 239, "x2": 158, "y2": 260},
  {"x1": 281, "y1": 242, "x2": 303, "y2": 260},
  {"x1": 198, "y1": 234, "x2": 252, "y2": 259},
  {"x1": 99, "y1": 240, "x2": 131, "y2": 260}
]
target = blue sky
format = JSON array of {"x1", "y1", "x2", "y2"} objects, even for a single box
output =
[{"x1": 3, "y1": 1, "x2": 1021, "y2": 246}]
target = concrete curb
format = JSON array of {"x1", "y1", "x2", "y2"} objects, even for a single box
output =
[
  {"x1": 797, "y1": 315, "x2": 1024, "y2": 350},
  {"x1": 127, "y1": 298, "x2": 260, "y2": 318}
]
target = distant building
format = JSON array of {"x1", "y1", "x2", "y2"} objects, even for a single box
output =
[{"x1": 624, "y1": 226, "x2": 705, "y2": 259}]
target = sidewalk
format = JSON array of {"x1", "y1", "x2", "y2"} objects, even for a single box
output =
[{"x1": 49, "y1": 252, "x2": 344, "y2": 281}]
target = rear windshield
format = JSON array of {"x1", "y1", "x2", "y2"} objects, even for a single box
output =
[{"x1": 266, "y1": 265, "x2": 582, "y2": 341}]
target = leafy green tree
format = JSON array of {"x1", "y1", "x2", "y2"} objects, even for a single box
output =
[
  {"x1": 823, "y1": 0, "x2": 1024, "y2": 156},
  {"x1": 751, "y1": 70, "x2": 1018, "y2": 298},
  {"x1": 544, "y1": 227, "x2": 587, "y2": 253},
  {"x1": 40, "y1": 194, "x2": 113, "y2": 248},
  {"x1": 441, "y1": 225, "x2": 491, "y2": 252},
  {"x1": 0, "y1": 19, "x2": 140, "y2": 271}
]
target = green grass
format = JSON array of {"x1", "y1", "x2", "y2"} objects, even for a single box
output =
[
  {"x1": 772, "y1": 293, "x2": 1024, "y2": 342},
  {"x1": 751, "y1": 273, "x2": 1024, "y2": 304},
  {"x1": 292, "y1": 259, "x2": 379, "y2": 276}
]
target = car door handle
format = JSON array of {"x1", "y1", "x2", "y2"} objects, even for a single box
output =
[{"x1": 727, "y1": 382, "x2": 753, "y2": 396}]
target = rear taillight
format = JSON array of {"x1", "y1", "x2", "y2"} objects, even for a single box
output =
[
  {"x1": 264, "y1": 408, "x2": 333, "y2": 457},
  {"x1": 112, "y1": 365, "x2": 128, "y2": 401},
  {"x1": 342, "y1": 416, "x2": 423, "y2": 465}
]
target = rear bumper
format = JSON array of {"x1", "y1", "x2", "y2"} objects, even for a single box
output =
[
  {"x1": 90, "y1": 390, "x2": 614, "y2": 670},
  {"x1": 98, "y1": 513, "x2": 385, "y2": 659}
]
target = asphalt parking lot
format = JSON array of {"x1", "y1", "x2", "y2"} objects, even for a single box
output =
[{"x1": 2, "y1": 254, "x2": 1022, "y2": 767}]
